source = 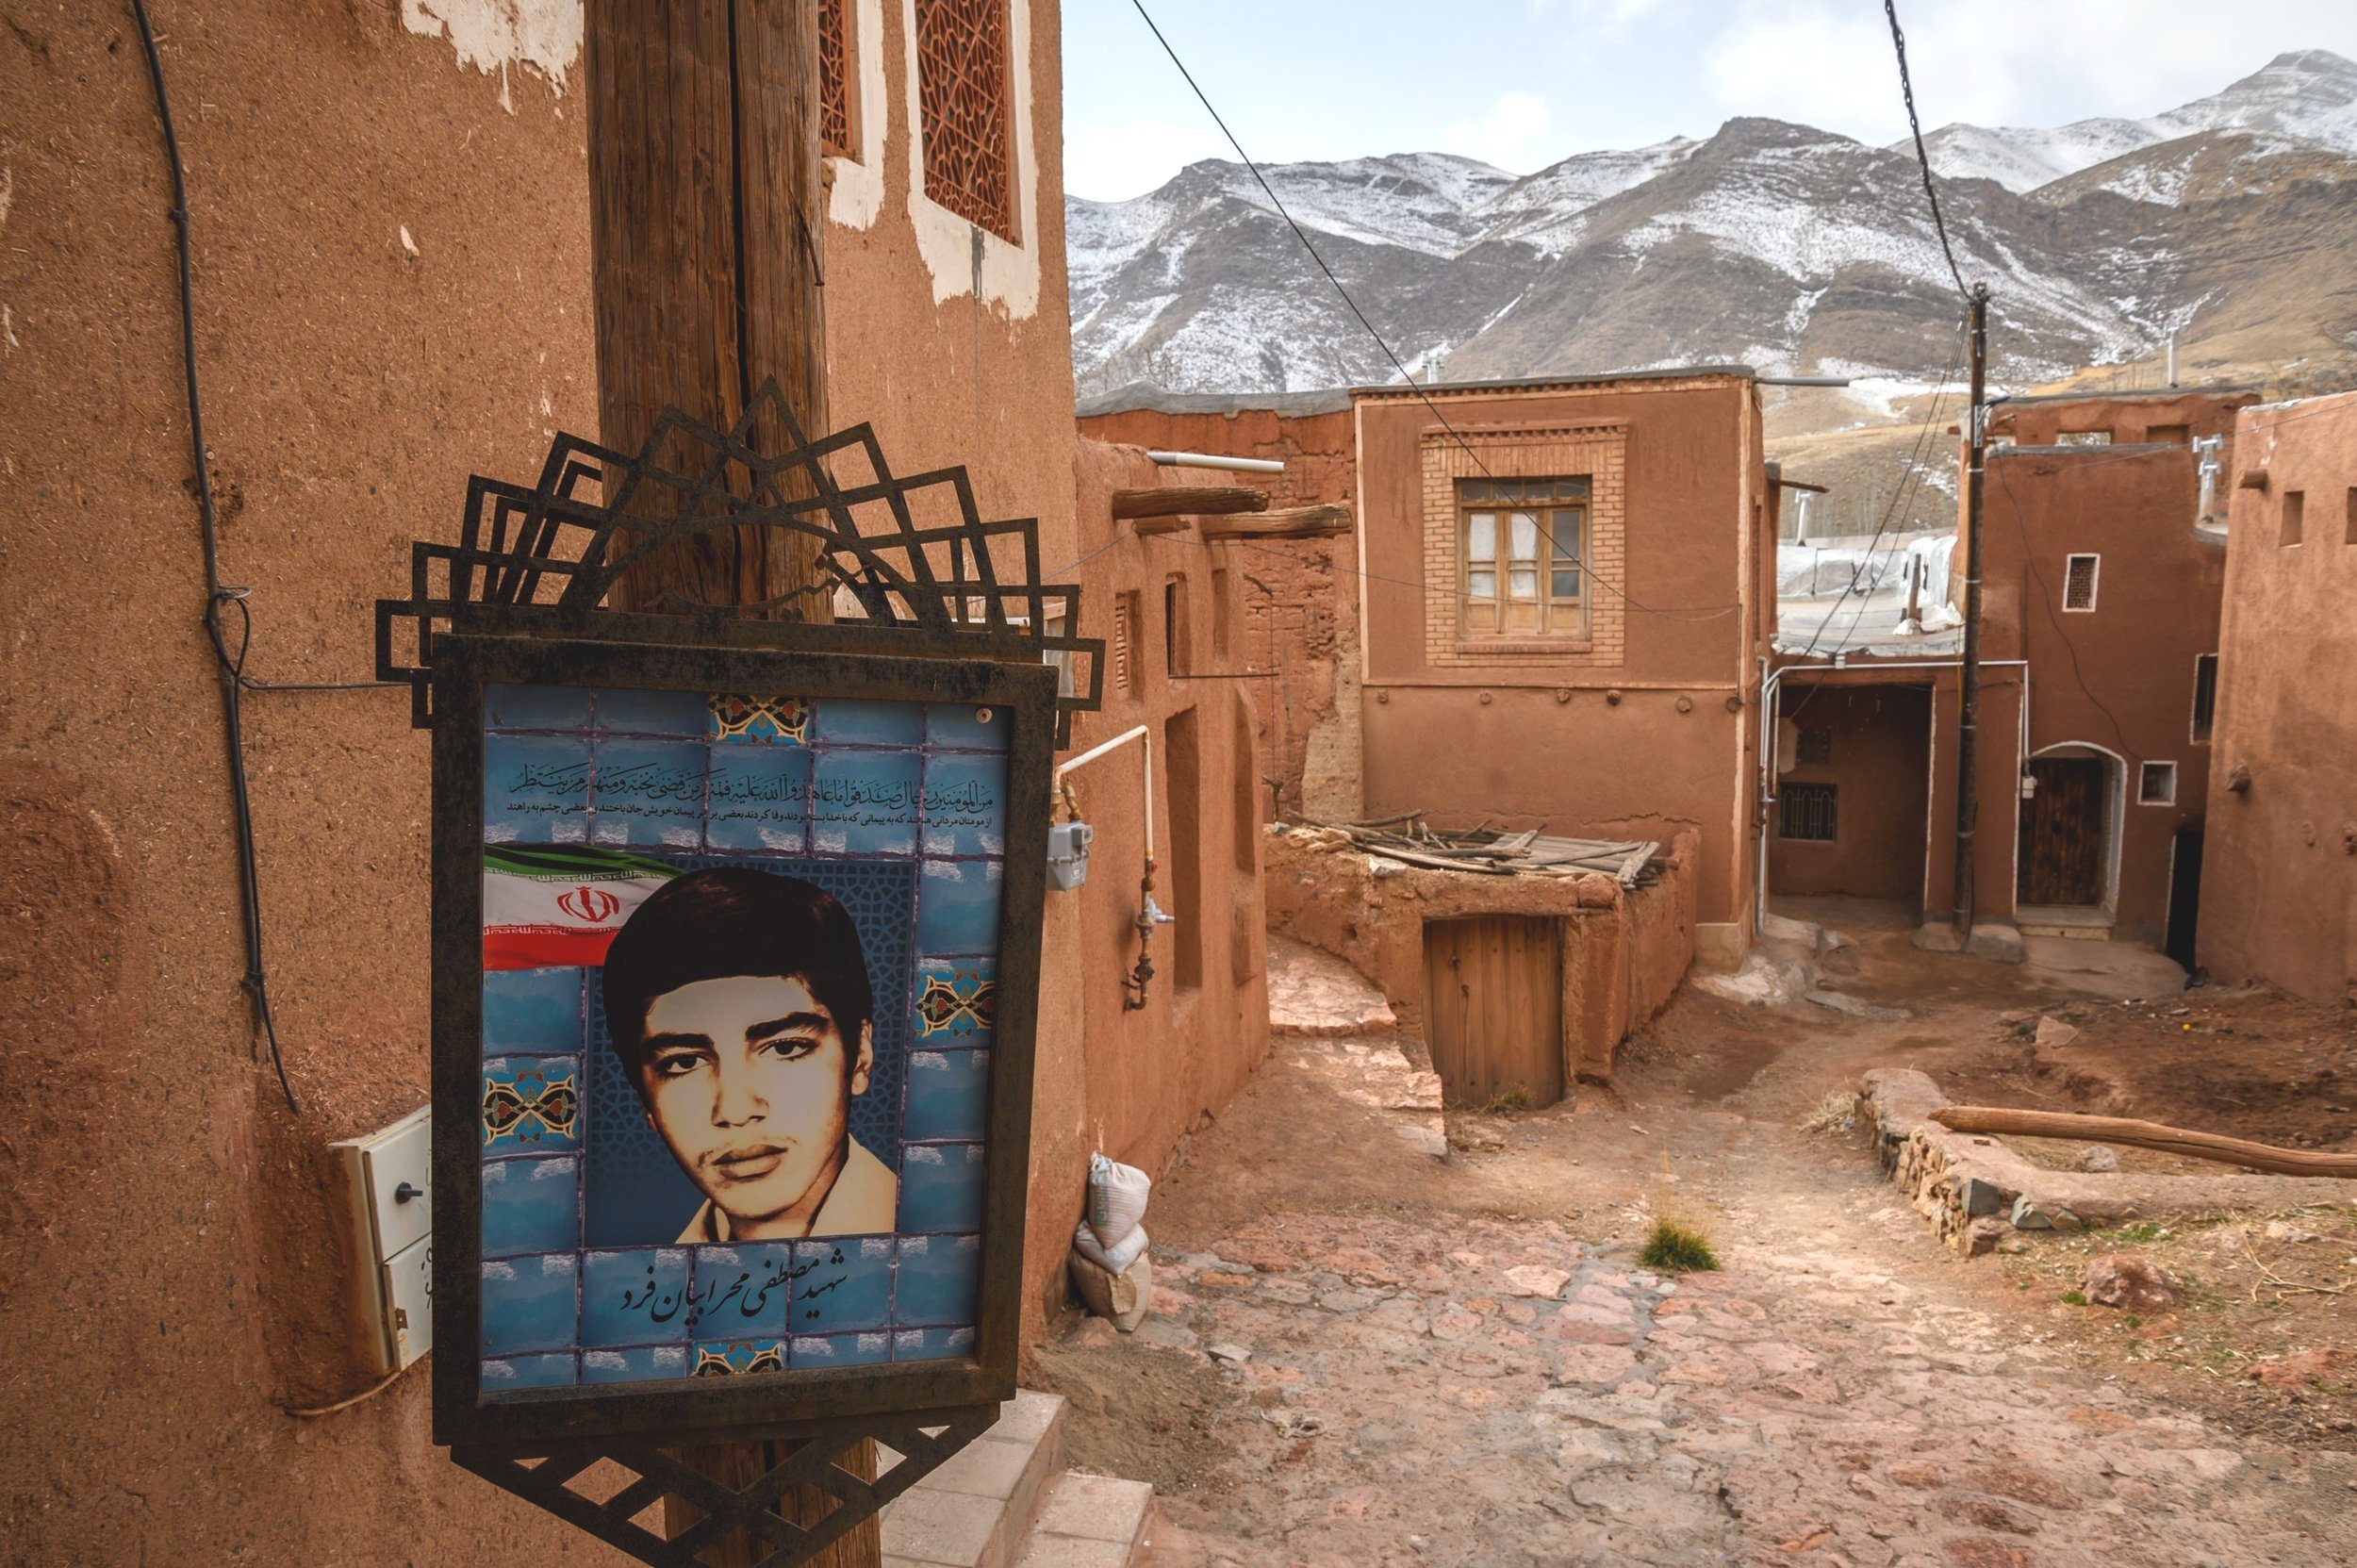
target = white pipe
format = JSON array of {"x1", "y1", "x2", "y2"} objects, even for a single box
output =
[
  {"x1": 1057, "y1": 724, "x2": 1154, "y2": 860},
  {"x1": 1147, "y1": 450, "x2": 1285, "y2": 474}
]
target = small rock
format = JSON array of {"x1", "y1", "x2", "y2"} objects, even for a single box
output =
[
  {"x1": 1504, "y1": 1264, "x2": 1571, "y2": 1299},
  {"x1": 2076, "y1": 1145, "x2": 2120, "y2": 1172},
  {"x1": 2264, "y1": 1220, "x2": 2323, "y2": 1245},
  {"x1": 2251, "y1": 1348, "x2": 2356, "y2": 1389},
  {"x1": 2009, "y1": 1196, "x2": 2054, "y2": 1230},
  {"x1": 2036, "y1": 1016, "x2": 2080, "y2": 1048},
  {"x1": 1447, "y1": 1250, "x2": 1487, "y2": 1270},
  {"x1": 1069, "y1": 1316, "x2": 1120, "y2": 1348},
  {"x1": 1961, "y1": 1216, "x2": 2010, "y2": 1256},
  {"x1": 1959, "y1": 1178, "x2": 2008, "y2": 1218},
  {"x1": 1207, "y1": 1342, "x2": 1252, "y2": 1364},
  {"x1": 2082, "y1": 1253, "x2": 2184, "y2": 1312}
]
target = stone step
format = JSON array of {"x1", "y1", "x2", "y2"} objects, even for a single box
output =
[
  {"x1": 1011, "y1": 1471, "x2": 1158, "y2": 1567},
  {"x1": 882, "y1": 1389, "x2": 1067, "y2": 1568}
]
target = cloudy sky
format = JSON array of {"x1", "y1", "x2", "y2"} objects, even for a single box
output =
[{"x1": 1063, "y1": 0, "x2": 2357, "y2": 199}]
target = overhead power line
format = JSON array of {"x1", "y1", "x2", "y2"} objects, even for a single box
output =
[{"x1": 1884, "y1": 0, "x2": 1971, "y2": 302}]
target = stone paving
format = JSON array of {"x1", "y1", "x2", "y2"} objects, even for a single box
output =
[{"x1": 1126, "y1": 1198, "x2": 2354, "y2": 1568}]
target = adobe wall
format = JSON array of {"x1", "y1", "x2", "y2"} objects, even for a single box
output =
[
  {"x1": 1771, "y1": 684, "x2": 1935, "y2": 908},
  {"x1": 1075, "y1": 403, "x2": 1360, "y2": 822},
  {"x1": 0, "y1": 3, "x2": 1096, "y2": 1561},
  {"x1": 1354, "y1": 377, "x2": 1768, "y2": 962},
  {"x1": 1975, "y1": 446, "x2": 2221, "y2": 935},
  {"x1": 2199, "y1": 390, "x2": 2357, "y2": 1003},
  {"x1": 1261, "y1": 826, "x2": 1697, "y2": 1081},
  {"x1": 1987, "y1": 390, "x2": 2256, "y2": 450},
  {"x1": 1921, "y1": 673, "x2": 2030, "y2": 928}
]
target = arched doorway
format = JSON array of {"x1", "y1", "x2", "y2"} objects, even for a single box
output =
[{"x1": 2018, "y1": 742, "x2": 2124, "y2": 916}]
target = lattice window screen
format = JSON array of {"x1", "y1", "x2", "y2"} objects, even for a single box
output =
[
  {"x1": 820, "y1": 0, "x2": 850, "y2": 156},
  {"x1": 2063, "y1": 553, "x2": 2099, "y2": 611},
  {"x1": 1779, "y1": 783, "x2": 1838, "y2": 842},
  {"x1": 915, "y1": 0, "x2": 1015, "y2": 239}
]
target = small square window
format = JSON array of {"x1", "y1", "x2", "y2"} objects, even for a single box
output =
[
  {"x1": 2063, "y1": 553, "x2": 2100, "y2": 612},
  {"x1": 1779, "y1": 783, "x2": 1838, "y2": 842},
  {"x1": 2282, "y1": 489, "x2": 2305, "y2": 547},
  {"x1": 2191, "y1": 654, "x2": 2217, "y2": 744},
  {"x1": 2145, "y1": 423, "x2": 2190, "y2": 446},
  {"x1": 1796, "y1": 727, "x2": 1833, "y2": 766},
  {"x1": 2138, "y1": 761, "x2": 2178, "y2": 805},
  {"x1": 2058, "y1": 430, "x2": 2112, "y2": 447}
]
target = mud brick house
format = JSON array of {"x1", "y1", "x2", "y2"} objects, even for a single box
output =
[
  {"x1": 1078, "y1": 389, "x2": 1361, "y2": 822},
  {"x1": 2, "y1": 4, "x2": 1262, "y2": 1560},
  {"x1": 2199, "y1": 388, "x2": 2357, "y2": 1003},
  {"x1": 1768, "y1": 388, "x2": 2255, "y2": 957},
  {"x1": 1349, "y1": 369, "x2": 1782, "y2": 975}
]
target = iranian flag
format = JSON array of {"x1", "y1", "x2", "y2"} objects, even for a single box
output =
[{"x1": 483, "y1": 846, "x2": 680, "y2": 970}]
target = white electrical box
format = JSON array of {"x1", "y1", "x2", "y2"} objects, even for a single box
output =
[{"x1": 333, "y1": 1106, "x2": 433, "y2": 1375}]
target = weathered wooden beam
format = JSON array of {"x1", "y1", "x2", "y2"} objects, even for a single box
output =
[
  {"x1": 1930, "y1": 1107, "x2": 2357, "y2": 1179},
  {"x1": 1198, "y1": 503, "x2": 1353, "y2": 539},
  {"x1": 1111, "y1": 486, "x2": 1268, "y2": 520}
]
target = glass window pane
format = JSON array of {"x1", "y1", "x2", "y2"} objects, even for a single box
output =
[
  {"x1": 1467, "y1": 513, "x2": 1496, "y2": 562},
  {"x1": 1468, "y1": 569, "x2": 1496, "y2": 599},
  {"x1": 1509, "y1": 512, "x2": 1538, "y2": 560},
  {"x1": 1551, "y1": 512, "x2": 1580, "y2": 562},
  {"x1": 1508, "y1": 569, "x2": 1539, "y2": 599},
  {"x1": 1552, "y1": 569, "x2": 1580, "y2": 599}
]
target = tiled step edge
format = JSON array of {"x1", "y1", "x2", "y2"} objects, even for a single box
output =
[{"x1": 882, "y1": 1389, "x2": 1069, "y2": 1568}]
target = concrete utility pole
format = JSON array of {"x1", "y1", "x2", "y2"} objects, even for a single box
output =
[
  {"x1": 1950, "y1": 283, "x2": 1991, "y2": 942},
  {"x1": 582, "y1": 5, "x2": 870, "y2": 1565}
]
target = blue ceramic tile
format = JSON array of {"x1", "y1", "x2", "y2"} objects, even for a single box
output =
[
  {"x1": 589, "y1": 738, "x2": 709, "y2": 849},
  {"x1": 581, "y1": 1345, "x2": 690, "y2": 1383},
  {"x1": 901, "y1": 1050, "x2": 990, "y2": 1143},
  {"x1": 897, "y1": 1143, "x2": 985, "y2": 1235},
  {"x1": 485, "y1": 734, "x2": 591, "y2": 844},
  {"x1": 581, "y1": 1247, "x2": 693, "y2": 1348},
  {"x1": 486, "y1": 684, "x2": 593, "y2": 732},
  {"x1": 926, "y1": 703, "x2": 1009, "y2": 752},
  {"x1": 482, "y1": 967, "x2": 584, "y2": 1053},
  {"x1": 921, "y1": 753, "x2": 1009, "y2": 858},
  {"x1": 707, "y1": 694, "x2": 812, "y2": 746},
  {"x1": 791, "y1": 1235, "x2": 894, "y2": 1335},
  {"x1": 482, "y1": 1351, "x2": 577, "y2": 1390},
  {"x1": 894, "y1": 1234, "x2": 981, "y2": 1327},
  {"x1": 480, "y1": 1254, "x2": 579, "y2": 1357},
  {"x1": 482, "y1": 1057, "x2": 582, "y2": 1152},
  {"x1": 916, "y1": 861, "x2": 1002, "y2": 954},
  {"x1": 688, "y1": 1339, "x2": 788, "y2": 1376},
  {"x1": 791, "y1": 1331, "x2": 892, "y2": 1369},
  {"x1": 813, "y1": 697, "x2": 925, "y2": 747},
  {"x1": 483, "y1": 1154, "x2": 580, "y2": 1258},
  {"x1": 911, "y1": 959, "x2": 995, "y2": 1048},
  {"x1": 704, "y1": 744, "x2": 812, "y2": 853},
  {"x1": 812, "y1": 750, "x2": 922, "y2": 856},
  {"x1": 688, "y1": 1245, "x2": 796, "y2": 1341},
  {"x1": 893, "y1": 1327, "x2": 976, "y2": 1362},
  {"x1": 596, "y1": 687, "x2": 709, "y2": 736}
]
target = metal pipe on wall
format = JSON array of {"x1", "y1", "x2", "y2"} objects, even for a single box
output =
[{"x1": 1147, "y1": 450, "x2": 1286, "y2": 474}]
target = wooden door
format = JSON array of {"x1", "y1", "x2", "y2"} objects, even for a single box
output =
[
  {"x1": 1423, "y1": 916, "x2": 1564, "y2": 1109},
  {"x1": 2019, "y1": 757, "x2": 2108, "y2": 906}
]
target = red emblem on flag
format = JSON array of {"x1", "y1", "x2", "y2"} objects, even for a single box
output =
[{"x1": 556, "y1": 883, "x2": 622, "y2": 924}]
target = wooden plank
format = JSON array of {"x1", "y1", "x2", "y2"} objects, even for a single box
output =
[
  {"x1": 1930, "y1": 1107, "x2": 2357, "y2": 1178},
  {"x1": 1199, "y1": 503, "x2": 1354, "y2": 538},
  {"x1": 1111, "y1": 486, "x2": 1268, "y2": 520}
]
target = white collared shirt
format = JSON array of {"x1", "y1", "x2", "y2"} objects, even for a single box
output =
[{"x1": 676, "y1": 1136, "x2": 900, "y2": 1244}]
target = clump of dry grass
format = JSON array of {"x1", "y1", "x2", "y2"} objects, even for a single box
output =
[
  {"x1": 1801, "y1": 1088, "x2": 1861, "y2": 1135},
  {"x1": 1640, "y1": 1217, "x2": 1720, "y2": 1274}
]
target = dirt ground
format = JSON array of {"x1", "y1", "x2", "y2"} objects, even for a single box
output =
[{"x1": 1029, "y1": 903, "x2": 2357, "y2": 1566}]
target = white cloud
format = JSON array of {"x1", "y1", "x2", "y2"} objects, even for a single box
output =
[{"x1": 1441, "y1": 90, "x2": 1555, "y2": 171}]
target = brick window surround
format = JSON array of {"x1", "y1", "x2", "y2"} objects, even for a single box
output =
[{"x1": 1419, "y1": 421, "x2": 1627, "y2": 668}]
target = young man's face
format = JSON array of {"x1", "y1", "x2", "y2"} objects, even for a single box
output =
[{"x1": 635, "y1": 974, "x2": 874, "y2": 1238}]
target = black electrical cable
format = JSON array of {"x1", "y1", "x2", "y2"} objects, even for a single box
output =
[
  {"x1": 131, "y1": 0, "x2": 301, "y2": 1112},
  {"x1": 1884, "y1": 0, "x2": 1971, "y2": 304},
  {"x1": 1127, "y1": 0, "x2": 1740, "y2": 625}
]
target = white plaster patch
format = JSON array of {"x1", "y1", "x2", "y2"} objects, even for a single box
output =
[
  {"x1": 900, "y1": 0, "x2": 1041, "y2": 318},
  {"x1": 828, "y1": 0, "x2": 888, "y2": 231},
  {"x1": 402, "y1": 0, "x2": 583, "y2": 106}
]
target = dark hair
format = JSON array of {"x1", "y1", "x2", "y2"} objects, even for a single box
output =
[{"x1": 602, "y1": 868, "x2": 873, "y2": 1093}]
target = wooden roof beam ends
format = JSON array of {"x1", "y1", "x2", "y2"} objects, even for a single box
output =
[{"x1": 1111, "y1": 486, "x2": 1269, "y2": 520}]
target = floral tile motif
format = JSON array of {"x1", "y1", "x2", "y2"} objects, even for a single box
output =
[
  {"x1": 902, "y1": 1050, "x2": 990, "y2": 1143},
  {"x1": 707, "y1": 694, "x2": 810, "y2": 746},
  {"x1": 482, "y1": 1058, "x2": 582, "y2": 1151},
  {"x1": 893, "y1": 1234, "x2": 981, "y2": 1327},
  {"x1": 690, "y1": 1340, "x2": 788, "y2": 1377},
  {"x1": 912, "y1": 959, "x2": 995, "y2": 1047},
  {"x1": 480, "y1": 1254, "x2": 579, "y2": 1357},
  {"x1": 581, "y1": 1247, "x2": 694, "y2": 1348},
  {"x1": 482, "y1": 1154, "x2": 580, "y2": 1258}
]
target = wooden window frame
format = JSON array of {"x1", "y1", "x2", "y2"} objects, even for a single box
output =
[{"x1": 1455, "y1": 476, "x2": 1591, "y2": 642}]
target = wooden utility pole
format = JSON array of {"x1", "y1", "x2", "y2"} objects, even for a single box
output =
[
  {"x1": 583, "y1": 5, "x2": 871, "y2": 1564},
  {"x1": 1950, "y1": 283, "x2": 1991, "y2": 942}
]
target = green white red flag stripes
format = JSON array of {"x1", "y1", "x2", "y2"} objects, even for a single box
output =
[{"x1": 483, "y1": 846, "x2": 679, "y2": 970}]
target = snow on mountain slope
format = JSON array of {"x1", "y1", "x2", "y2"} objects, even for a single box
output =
[{"x1": 1469, "y1": 138, "x2": 1699, "y2": 255}]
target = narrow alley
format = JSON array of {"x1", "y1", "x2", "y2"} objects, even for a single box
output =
[{"x1": 1030, "y1": 927, "x2": 2357, "y2": 1567}]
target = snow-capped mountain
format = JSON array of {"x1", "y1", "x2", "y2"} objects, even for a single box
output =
[{"x1": 1069, "y1": 53, "x2": 2357, "y2": 405}]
